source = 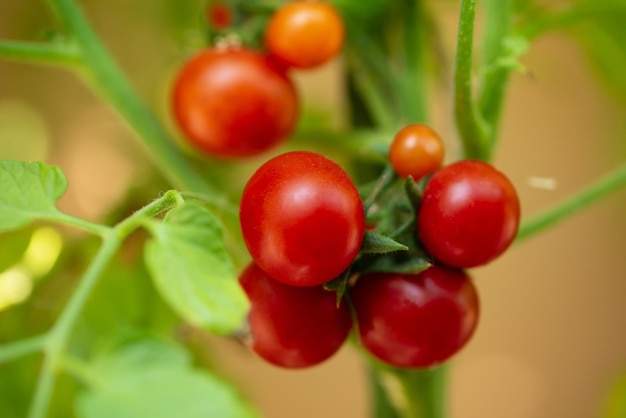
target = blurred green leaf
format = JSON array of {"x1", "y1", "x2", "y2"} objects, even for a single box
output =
[
  {"x1": 0, "y1": 160, "x2": 66, "y2": 232},
  {"x1": 0, "y1": 228, "x2": 32, "y2": 272},
  {"x1": 144, "y1": 203, "x2": 248, "y2": 335},
  {"x1": 576, "y1": 20, "x2": 626, "y2": 107},
  {"x1": 76, "y1": 336, "x2": 259, "y2": 418},
  {"x1": 605, "y1": 374, "x2": 626, "y2": 418}
]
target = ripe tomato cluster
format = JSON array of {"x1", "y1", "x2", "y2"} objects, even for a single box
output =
[
  {"x1": 238, "y1": 151, "x2": 364, "y2": 368},
  {"x1": 171, "y1": 0, "x2": 345, "y2": 158},
  {"x1": 237, "y1": 124, "x2": 520, "y2": 370}
]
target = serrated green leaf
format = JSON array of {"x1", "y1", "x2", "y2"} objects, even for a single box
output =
[
  {"x1": 144, "y1": 203, "x2": 248, "y2": 335},
  {"x1": 0, "y1": 160, "x2": 67, "y2": 231},
  {"x1": 76, "y1": 337, "x2": 259, "y2": 418},
  {"x1": 361, "y1": 231, "x2": 408, "y2": 254},
  {"x1": 357, "y1": 234, "x2": 431, "y2": 275}
]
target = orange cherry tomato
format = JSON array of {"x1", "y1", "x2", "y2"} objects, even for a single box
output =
[
  {"x1": 389, "y1": 123, "x2": 445, "y2": 181},
  {"x1": 264, "y1": 1, "x2": 345, "y2": 70}
]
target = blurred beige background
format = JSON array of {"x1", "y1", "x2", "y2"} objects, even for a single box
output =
[{"x1": 1, "y1": 1, "x2": 625, "y2": 417}]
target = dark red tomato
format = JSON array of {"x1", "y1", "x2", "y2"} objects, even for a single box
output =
[
  {"x1": 389, "y1": 123, "x2": 444, "y2": 181},
  {"x1": 240, "y1": 151, "x2": 365, "y2": 287},
  {"x1": 239, "y1": 262, "x2": 352, "y2": 368},
  {"x1": 351, "y1": 265, "x2": 479, "y2": 368},
  {"x1": 264, "y1": 1, "x2": 344, "y2": 69},
  {"x1": 171, "y1": 48, "x2": 298, "y2": 158},
  {"x1": 418, "y1": 160, "x2": 520, "y2": 268}
]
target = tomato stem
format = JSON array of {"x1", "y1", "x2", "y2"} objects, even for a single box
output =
[
  {"x1": 27, "y1": 191, "x2": 182, "y2": 418},
  {"x1": 372, "y1": 362, "x2": 447, "y2": 418},
  {"x1": 0, "y1": 40, "x2": 82, "y2": 67},
  {"x1": 517, "y1": 161, "x2": 626, "y2": 241},
  {"x1": 477, "y1": 0, "x2": 514, "y2": 151},
  {"x1": 453, "y1": 0, "x2": 491, "y2": 161},
  {"x1": 0, "y1": 335, "x2": 47, "y2": 365},
  {"x1": 42, "y1": 0, "x2": 215, "y2": 195}
]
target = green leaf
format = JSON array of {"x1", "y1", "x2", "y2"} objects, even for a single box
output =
[
  {"x1": 605, "y1": 374, "x2": 626, "y2": 418},
  {"x1": 361, "y1": 231, "x2": 408, "y2": 254},
  {"x1": 577, "y1": 20, "x2": 626, "y2": 107},
  {"x1": 0, "y1": 160, "x2": 67, "y2": 231},
  {"x1": 357, "y1": 234, "x2": 431, "y2": 275},
  {"x1": 76, "y1": 337, "x2": 259, "y2": 418},
  {"x1": 144, "y1": 203, "x2": 248, "y2": 335}
]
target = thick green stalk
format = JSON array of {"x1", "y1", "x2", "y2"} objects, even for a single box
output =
[
  {"x1": 373, "y1": 363, "x2": 447, "y2": 418},
  {"x1": 453, "y1": 0, "x2": 491, "y2": 161},
  {"x1": 44, "y1": 0, "x2": 213, "y2": 194},
  {"x1": 478, "y1": 0, "x2": 514, "y2": 150}
]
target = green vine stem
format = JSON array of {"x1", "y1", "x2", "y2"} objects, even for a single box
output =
[
  {"x1": 453, "y1": 0, "x2": 491, "y2": 161},
  {"x1": 371, "y1": 361, "x2": 446, "y2": 418},
  {"x1": 397, "y1": 0, "x2": 428, "y2": 124},
  {"x1": 27, "y1": 234, "x2": 120, "y2": 418},
  {"x1": 517, "y1": 161, "x2": 626, "y2": 242},
  {"x1": 0, "y1": 335, "x2": 47, "y2": 365},
  {"x1": 477, "y1": 0, "x2": 513, "y2": 149},
  {"x1": 40, "y1": 0, "x2": 213, "y2": 195},
  {"x1": 0, "y1": 40, "x2": 82, "y2": 67},
  {"x1": 27, "y1": 191, "x2": 182, "y2": 418}
]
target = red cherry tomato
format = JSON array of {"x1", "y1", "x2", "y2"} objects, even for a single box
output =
[
  {"x1": 206, "y1": 1, "x2": 234, "y2": 30},
  {"x1": 264, "y1": 1, "x2": 345, "y2": 69},
  {"x1": 418, "y1": 160, "x2": 520, "y2": 268},
  {"x1": 389, "y1": 123, "x2": 444, "y2": 181},
  {"x1": 351, "y1": 265, "x2": 479, "y2": 368},
  {"x1": 171, "y1": 48, "x2": 298, "y2": 158},
  {"x1": 240, "y1": 151, "x2": 365, "y2": 287},
  {"x1": 239, "y1": 262, "x2": 352, "y2": 368}
]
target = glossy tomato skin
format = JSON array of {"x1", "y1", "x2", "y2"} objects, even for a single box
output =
[
  {"x1": 351, "y1": 266, "x2": 479, "y2": 368},
  {"x1": 418, "y1": 160, "x2": 520, "y2": 268},
  {"x1": 239, "y1": 263, "x2": 352, "y2": 368},
  {"x1": 240, "y1": 151, "x2": 365, "y2": 287},
  {"x1": 265, "y1": 1, "x2": 344, "y2": 69},
  {"x1": 389, "y1": 123, "x2": 444, "y2": 181},
  {"x1": 172, "y1": 48, "x2": 298, "y2": 158}
]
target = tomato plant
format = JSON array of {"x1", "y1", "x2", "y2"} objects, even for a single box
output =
[
  {"x1": 351, "y1": 265, "x2": 479, "y2": 369},
  {"x1": 1, "y1": 0, "x2": 626, "y2": 418},
  {"x1": 239, "y1": 151, "x2": 365, "y2": 287},
  {"x1": 264, "y1": 0, "x2": 344, "y2": 69},
  {"x1": 418, "y1": 160, "x2": 521, "y2": 268},
  {"x1": 239, "y1": 262, "x2": 352, "y2": 368},
  {"x1": 171, "y1": 47, "x2": 298, "y2": 158}
]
